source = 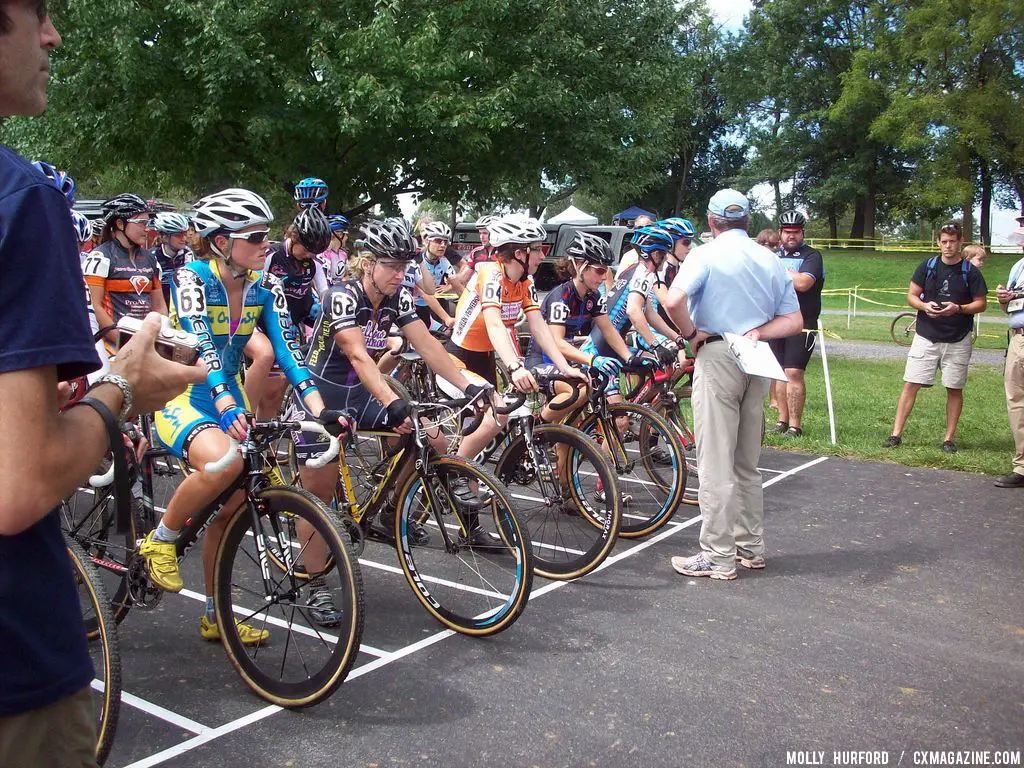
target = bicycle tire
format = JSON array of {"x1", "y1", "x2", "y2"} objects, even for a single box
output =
[
  {"x1": 890, "y1": 312, "x2": 917, "y2": 346},
  {"x1": 214, "y1": 486, "x2": 364, "y2": 708},
  {"x1": 493, "y1": 423, "x2": 620, "y2": 580},
  {"x1": 393, "y1": 455, "x2": 533, "y2": 636},
  {"x1": 649, "y1": 400, "x2": 699, "y2": 506},
  {"x1": 65, "y1": 534, "x2": 121, "y2": 766},
  {"x1": 577, "y1": 402, "x2": 687, "y2": 538}
]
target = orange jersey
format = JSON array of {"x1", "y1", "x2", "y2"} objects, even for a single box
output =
[{"x1": 451, "y1": 261, "x2": 540, "y2": 352}]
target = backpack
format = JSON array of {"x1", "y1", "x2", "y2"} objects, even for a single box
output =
[{"x1": 922, "y1": 256, "x2": 971, "y2": 301}]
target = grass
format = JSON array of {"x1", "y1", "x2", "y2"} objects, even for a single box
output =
[{"x1": 757, "y1": 355, "x2": 1013, "y2": 476}]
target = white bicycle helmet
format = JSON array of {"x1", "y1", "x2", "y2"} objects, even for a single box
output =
[
  {"x1": 71, "y1": 211, "x2": 92, "y2": 244},
  {"x1": 192, "y1": 188, "x2": 273, "y2": 237},
  {"x1": 487, "y1": 217, "x2": 546, "y2": 248},
  {"x1": 475, "y1": 215, "x2": 495, "y2": 230},
  {"x1": 420, "y1": 221, "x2": 452, "y2": 241},
  {"x1": 152, "y1": 211, "x2": 192, "y2": 235}
]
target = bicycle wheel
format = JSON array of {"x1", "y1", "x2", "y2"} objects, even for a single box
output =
[
  {"x1": 393, "y1": 455, "x2": 533, "y2": 636},
  {"x1": 493, "y1": 423, "x2": 620, "y2": 580},
  {"x1": 651, "y1": 399, "x2": 699, "y2": 507},
  {"x1": 215, "y1": 486, "x2": 364, "y2": 708},
  {"x1": 578, "y1": 402, "x2": 687, "y2": 538},
  {"x1": 65, "y1": 534, "x2": 121, "y2": 766},
  {"x1": 890, "y1": 312, "x2": 917, "y2": 346}
]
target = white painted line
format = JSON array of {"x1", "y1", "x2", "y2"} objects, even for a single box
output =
[
  {"x1": 123, "y1": 454, "x2": 826, "y2": 767},
  {"x1": 90, "y1": 680, "x2": 210, "y2": 735},
  {"x1": 356, "y1": 557, "x2": 506, "y2": 599}
]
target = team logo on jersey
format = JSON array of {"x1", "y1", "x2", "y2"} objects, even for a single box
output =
[
  {"x1": 129, "y1": 275, "x2": 151, "y2": 294},
  {"x1": 174, "y1": 268, "x2": 200, "y2": 287}
]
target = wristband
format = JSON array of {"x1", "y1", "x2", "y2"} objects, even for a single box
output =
[
  {"x1": 76, "y1": 396, "x2": 122, "y2": 449},
  {"x1": 684, "y1": 327, "x2": 698, "y2": 342}
]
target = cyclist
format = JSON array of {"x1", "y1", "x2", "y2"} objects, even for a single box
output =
[
  {"x1": 416, "y1": 221, "x2": 465, "y2": 327},
  {"x1": 648, "y1": 218, "x2": 698, "y2": 348},
  {"x1": 83, "y1": 193, "x2": 168, "y2": 352},
  {"x1": 316, "y1": 213, "x2": 350, "y2": 288},
  {"x1": 294, "y1": 176, "x2": 329, "y2": 212},
  {"x1": 68, "y1": 211, "x2": 110, "y2": 402},
  {"x1": 450, "y1": 217, "x2": 587, "y2": 511},
  {"x1": 293, "y1": 220, "x2": 492, "y2": 563},
  {"x1": 144, "y1": 188, "x2": 334, "y2": 644},
  {"x1": 455, "y1": 214, "x2": 495, "y2": 283},
  {"x1": 148, "y1": 212, "x2": 194, "y2": 305}
]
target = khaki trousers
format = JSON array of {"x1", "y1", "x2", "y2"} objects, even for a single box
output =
[
  {"x1": 1006, "y1": 333, "x2": 1024, "y2": 476},
  {"x1": 692, "y1": 341, "x2": 769, "y2": 569},
  {"x1": 0, "y1": 686, "x2": 98, "y2": 768}
]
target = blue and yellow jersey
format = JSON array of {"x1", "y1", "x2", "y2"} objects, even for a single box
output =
[{"x1": 168, "y1": 259, "x2": 318, "y2": 406}]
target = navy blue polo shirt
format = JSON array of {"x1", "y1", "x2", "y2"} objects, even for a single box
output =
[{"x1": 0, "y1": 144, "x2": 100, "y2": 714}]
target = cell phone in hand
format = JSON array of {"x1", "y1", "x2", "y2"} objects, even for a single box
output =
[{"x1": 116, "y1": 316, "x2": 201, "y2": 366}]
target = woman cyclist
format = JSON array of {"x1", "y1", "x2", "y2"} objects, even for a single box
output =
[
  {"x1": 416, "y1": 221, "x2": 465, "y2": 328},
  {"x1": 148, "y1": 212, "x2": 195, "y2": 305},
  {"x1": 83, "y1": 193, "x2": 168, "y2": 351},
  {"x1": 293, "y1": 220, "x2": 491, "y2": 568},
  {"x1": 316, "y1": 214, "x2": 350, "y2": 288},
  {"x1": 142, "y1": 188, "x2": 334, "y2": 645},
  {"x1": 449, "y1": 217, "x2": 587, "y2": 510}
]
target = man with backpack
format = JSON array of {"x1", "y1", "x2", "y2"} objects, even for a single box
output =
[{"x1": 882, "y1": 221, "x2": 988, "y2": 452}]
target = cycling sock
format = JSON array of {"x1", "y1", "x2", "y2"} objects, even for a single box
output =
[
  {"x1": 153, "y1": 521, "x2": 179, "y2": 543},
  {"x1": 205, "y1": 597, "x2": 215, "y2": 621}
]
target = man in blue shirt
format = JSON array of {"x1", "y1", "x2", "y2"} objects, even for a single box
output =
[
  {"x1": 664, "y1": 189, "x2": 802, "y2": 581},
  {"x1": 995, "y1": 257, "x2": 1024, "y2": 487},
  {"x1": 0, "y1": 4, "x2": 204, "y2": 764}
]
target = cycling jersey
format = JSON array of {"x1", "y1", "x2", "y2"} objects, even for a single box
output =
[
  {"x1": 525, "y1": 279, "x2": 606, "y2": 367},
  {"x1": 465, "y1": 244, "x2": 495, "y2": 273},
  {"x1": 82, "y1": 239, "x2": 162, "y2": 323},
  {"x1": 417, "y1": 255, "x2": 456, "y2": 307},
  {"x1": 402, "y1": 261, "x2": 419, "y2": 292},
  {"x1": 147, "y1": 244, "x2": 195, "y2": 304},
  {"x1": 264, "y1": 241, "x2": 327, "y2": 326},
  {"x1": 451, "y1": 261, "x2": 540, "y2": 353},
  {"x1": 650, "y1": 259, "x2": 679, "y2": 326},
  {"x1": 315, "y1": 248, "x2": 348, "y2": 287},
  {"x1": 154, "y1": 260, "x2": 317, "y2": 457},
  {"x1": 78, "y1": 252, "x2": 110, "y2": 384},
  {"x1": 305, "y1": 279, "x2": 419, "y2": 386},
  {"x1": 588, "y1": 262, "x2": 660, "y2": 356}
]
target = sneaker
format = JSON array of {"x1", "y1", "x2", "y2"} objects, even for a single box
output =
[
  {"x1": 768, "y1": 421, "x2": 788, "y2": 435},
  {"x1": 447, "y1": 475, "x2": 485, "y2": 510},
  {"x1": 304, "y1": 587, "x2": 344, "y2": 628},
  {"x1": 199, "y1": 615, "x2": 269, "y2": 646},
  {"x1": 995, "y1": 472, "x2": 1024, "y2": 488},
  {"x1": 941, "y1": 440, "x2": 957, "y2": 453},
  {"x1": 459, "y1": 524, "x2": 506, "y2": 552},
  {"x1": 670, "y1": 552, "x2": 737, "y2": 580},
  {"x1": 782, "y1": 426, "x2": 803, "y2": 438},
  {"x1": 139, "y1": 531, "x2": 183, "y2": 593},
  {"x1": 881, "y1": 435, "x2": 902, "y2": 448},
  {"x1": 735, "y1": 548, "x2": 766, "y2": 570}
]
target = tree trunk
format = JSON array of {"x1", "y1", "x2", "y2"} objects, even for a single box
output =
[
  {"x1": 960, "y1": 159, "x2": 974, "y2": 240},
  {"x1": 772, "y1": 180, "x2": 782, "y2": 219},
  {"x1": 979, "y1": 159, "x2": 992, "y2": 246},
  {"x1": 827, "y1": 203, "x2": 838, "y2": 240},
  {"x1": 849, "y1": 197, "x2": 865, "y2": 240}
]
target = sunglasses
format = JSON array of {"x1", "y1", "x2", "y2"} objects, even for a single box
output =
[
  {"x1": 588, "y1": 265, "x2": 609, "y2": 276},
  {"x1": 939, "y1": 223, "x2": 962, "y2": 236},
  {"x1": 127, "y1": 217, "x2": 151, "y2": 226},
  {"x1": 429, "y1": 237, "x2": 450, "y2": 245},
  {"x1": 228, "y1": 230, "x2": 270, "y2": 244},
  {"x1": 374, "y1": 260, "x2": 408, "y2": 274}
]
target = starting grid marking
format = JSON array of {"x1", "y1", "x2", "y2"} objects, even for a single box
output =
[{"x1": 114, "y1": 455, "x2": 827, "y2": 768}]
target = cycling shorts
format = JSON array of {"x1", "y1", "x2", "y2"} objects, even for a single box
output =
[
  {"x1": 290, "y1": 378, "x2": 390, "y2": 462},
  {"x1": 447, "y1": 342, "x2": 497, "y2": 386},
  {"x1": 154, "y1": 378, "x2": 247, "y2": 459},
  {"x1": 769, "y1": 329, "x2": 816, "y2": 371}
]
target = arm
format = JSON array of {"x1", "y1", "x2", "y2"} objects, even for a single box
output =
[
  {"x1": 151, "y1": 282, "x2": 169, "y2": 316},
  {"x1": 906, "y1": 281, "x2": 933, "y2": 312},
  {"x1": 646, "y1": 303, "x2": 680, "y2": 340},
  {"x1": 484, "y1": 306, "x2": 522, "y2": 369},
  {"x1": 419, "y1": 289, "x2": 454, "y2": 326},
  {"x1": 261, "y1": 280, "x2": 321, "y2": 415},
  {"x1": 626, "y1": 291, "x2": 660, "y2": 347},
  {"x1": 747, "y1": 309, "x2": 804, "y2": 342},
  {"x1": 334, "y1": 328, "x2": 400, "y2": 407},
  {"x1": 526, "y1": 309, "x2": 579, "y2": 374},
  {"x1": 790, "y1": 272, "x2": 815, "y2": 292},
  {"x1": 548, "y1": 323, "x2": 592, "y2": 366}
]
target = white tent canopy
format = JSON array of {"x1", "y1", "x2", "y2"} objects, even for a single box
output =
[{"x1": 547, "y1": 205, "x2": 599, "y2": 225}]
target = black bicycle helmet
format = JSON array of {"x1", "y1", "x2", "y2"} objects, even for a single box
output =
[
  {"x1": 356, "y1": 219, "x2": 417, "y2": 260},
  {"x1": 779, "y1": 210, "x2": 806, "y2": 228},
  {"x1": 565, "y1": 231, "x2": 613, "y2": 266},
  {"x1": 101, "y1": 193, "x2": 151, "y2": 224},
  {"x1": 294, "y1": 206, "x2": 332, "y2": 253}
]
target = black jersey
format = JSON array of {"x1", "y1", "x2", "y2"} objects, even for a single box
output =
[
  {"x1": 525, "y1": 280, "x2": 605, "y2": 367},
  {"x1": 305, "y1": 279, "x2": 419, "y2": 385},
  {"x1": 264, "y1": 242, "x2": 325, "y2": 326}
]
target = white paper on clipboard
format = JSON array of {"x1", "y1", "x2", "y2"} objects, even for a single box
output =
[{"x1": 723, "y1": 332, "x2": 788, "y2": 381}]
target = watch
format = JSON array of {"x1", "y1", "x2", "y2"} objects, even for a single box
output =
[{"x1": 95, "y1": 373, "x2": 133, "y2": 423}]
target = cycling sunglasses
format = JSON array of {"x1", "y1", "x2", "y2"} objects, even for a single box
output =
[{"x1": 228, "y1": 230, "x2": 271, "y2": 244}]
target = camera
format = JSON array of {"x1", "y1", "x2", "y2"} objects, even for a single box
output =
[{"x1": 116, "y1": 316, "x2": 201, "y2": 366}]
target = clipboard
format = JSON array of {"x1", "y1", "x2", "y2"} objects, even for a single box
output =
[{"x1": 723, "y1": 332, "x2": 788, "y2": 381}]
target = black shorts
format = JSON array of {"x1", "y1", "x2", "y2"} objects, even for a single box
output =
[
  {"x1": 447, "y1": 343, "x2": 497, "y2": 385},
  {"x1": 769, "y1": 330, "x2": 816, "y2": 371},
  {"x1": 289, "y1": 380, "x2": 390, "y2": 461}
]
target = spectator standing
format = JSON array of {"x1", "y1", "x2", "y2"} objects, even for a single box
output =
[
  {"x1": 0, "y1": 3, "x2": 204, "y2": 765},
  {"x1": 882, "y1": 221, "x2": 987, "y2": 452},
  {"x1": 664, "y1": 189, "x2": 802, "y2": 580},
  {"x1": 768, "y1": 210, "x2": 824, "y2": 438},
  {"x1": 994, "y1": 257, "x2": 1024, "y2": 487}
]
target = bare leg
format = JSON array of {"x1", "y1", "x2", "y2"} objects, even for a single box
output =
[
  {"x1": 243, "y1": 333, "x2": 274, "y2": 411},
  {"x1": 891, "y1": 382, "x2": 923, "y2": 437},
  {"x1": 785, "y1": 368, "x2": 806, "y2": 430},
  {"x1": 775, "y1": 380, "x2": 790, "y2": 424},
  {"x1": 944, "y1": 387, "x2": 963, "y2": 442}
]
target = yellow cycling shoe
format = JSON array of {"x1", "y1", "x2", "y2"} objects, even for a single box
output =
[
  {"x1": 138, "y1": 532, "x2": 183, "y2": 593},
  {"x1": 199, "y1": 615, "x2": 270, "y2": 646}
]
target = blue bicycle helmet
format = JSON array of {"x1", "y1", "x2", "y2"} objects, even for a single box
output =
[
  {"x1": 658, "y1": 217, "x2": 696, "y2": 241},
  {"x1": 32, "y1": 160, "x2": 76, "y2": 205},
  {"x1": 327, "y1": 213, "x2": 349, "y2": 232},
  {"x1": 294, "y1": 177, "x2": 328, "y2": 205},
  {"x1": 631, "y1": 226, "x2": 674, "y2": 256}
]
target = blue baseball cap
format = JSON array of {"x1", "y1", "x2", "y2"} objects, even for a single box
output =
[{"x1": 707, "y1": 188, "x2": 750, "y2": 220}]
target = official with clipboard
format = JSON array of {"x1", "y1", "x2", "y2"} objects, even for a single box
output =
[{"x1": 663, "y1": 188, "x2": 803, "y2": 581}]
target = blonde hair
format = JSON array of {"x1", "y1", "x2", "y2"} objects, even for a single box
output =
[
  {"x1": 345, "y1": 250, "x2": 372, "y2": 279},
  {"x1": 962, "y1": 244, "x2": 986, "y2": 263}
]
